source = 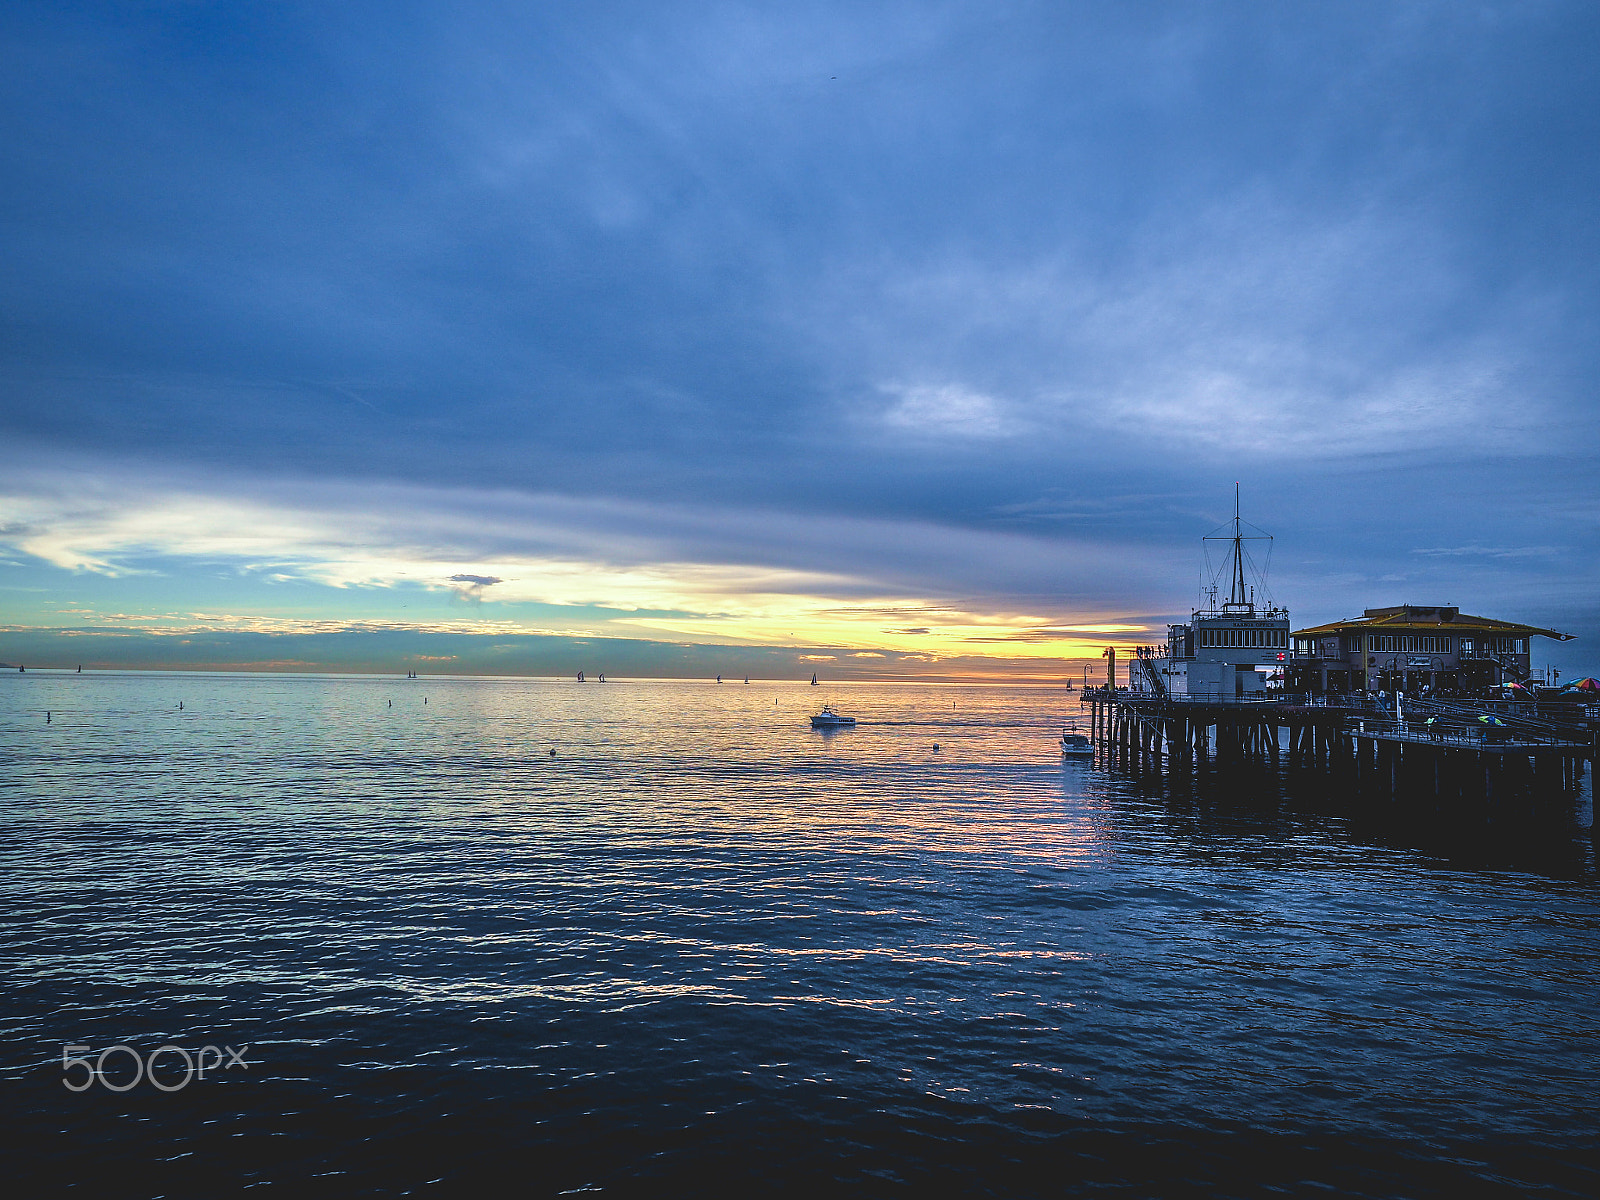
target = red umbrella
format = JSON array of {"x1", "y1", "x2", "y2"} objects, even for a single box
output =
[{"x1": 1562, "y1": 677, "x2": 1599, "y2": 692}]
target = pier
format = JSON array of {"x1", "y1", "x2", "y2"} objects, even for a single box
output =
[
  {"x1": 1087, "y1": 691, "x2": 1595, "y2": 807},
  {"x1": 1085, "y1": 490, "x2": 1595, "y2": 811}
]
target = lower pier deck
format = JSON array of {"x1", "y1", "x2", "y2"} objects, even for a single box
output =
[{"x1": 1086, "y1": 693, "x2": 1595, "y2": 805}]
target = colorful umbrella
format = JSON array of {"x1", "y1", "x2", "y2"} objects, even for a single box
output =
[
  {"x1": 1477, "y1": 714, "x2": 1506, "y2": 726},
  {"x1": 1561, "y1": 677, "x2": 1599, "y2": 692},
  {"x1": 1502, "y1": 681, "x2": 1528, "y2": 691}
]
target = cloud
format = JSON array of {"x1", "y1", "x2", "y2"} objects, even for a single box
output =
[
  {"x1": 8, "y1": 1, "x2": 1592, "y2": 516},
  {"x1": 447, "y1": 572, "x2": 504, "y2": 602},
  {"x1": 814, "y1": 198, "x2": 1564, "y2": 464},
  {"x1": 1411, "y1": 545, "x2": 1564, "y2": 559},
  {"x1": 0, "y1": 455, "x2": 1172, "y2": 661},
  {"x1": 879, "y1": 383, "x2": 1016, "y2": 438},
  {"x1": 0, "y1": 3, "x2": 1596, "y2": 674},
  {"x1": 0, "y1": 614, "x2": 577, "y2": 638}
]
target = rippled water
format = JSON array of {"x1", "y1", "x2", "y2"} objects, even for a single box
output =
[{"x1": 3, "y1": 672, "x2": 1597, "y2": 1197}]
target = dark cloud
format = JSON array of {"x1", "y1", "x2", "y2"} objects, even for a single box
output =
[
  {"x1": 1, "y1": 2, "x2": 1597, "y2": 670},
  {"x1": 5, "y1": 5, "x2": 1597, "y2": 486},
  {"x1": 0, "y1": 625, "x2": 1098, "y2": 682}
]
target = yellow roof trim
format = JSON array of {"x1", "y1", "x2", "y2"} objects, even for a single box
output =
[{"x1": 1292, "y1": 614, "x2": 1571, "y2": 640}]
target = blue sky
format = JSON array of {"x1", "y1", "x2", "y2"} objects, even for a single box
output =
[{"x1": 2, "y1": 1, "x2": 1597, "y2": 678}]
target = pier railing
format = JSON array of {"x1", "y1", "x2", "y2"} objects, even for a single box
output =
[
  {"x1": 1099, "y1": 688, "x2": 1596, "y2": 732},
  {"x1": 1342, "y1": 715, "x2": 1585, "y2": 751}
]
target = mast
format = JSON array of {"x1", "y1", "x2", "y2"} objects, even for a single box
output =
[
  {"x1": 1229, "y1": 481, "x2": 1248, "y2": 608},
  {"x1": 1201, "y1": 482, "x2": 1270, "y2": 616}
]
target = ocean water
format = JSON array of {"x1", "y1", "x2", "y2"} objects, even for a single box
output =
[{"x1": 2, "y1": 671, "x2": 1597, "y2": 1197}]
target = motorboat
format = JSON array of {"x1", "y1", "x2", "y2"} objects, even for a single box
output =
[
  {"x1": 810, "y1": 704, "x2": 856, "y2": 729},
  {"x1": 1059, "y1": 729, "x2": 1093, "y2": 757}
]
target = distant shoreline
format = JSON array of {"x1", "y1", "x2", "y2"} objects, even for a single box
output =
[{"x1": 0, "y1": 667, "x2": 1084, "y2": 687}]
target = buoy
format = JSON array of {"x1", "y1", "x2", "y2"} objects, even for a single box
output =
[
  {"x1": 179, "y1": 701, "x2": 183, "y2": 710},
  {"x1": 932, "y1": 743, "x2": 939, "y2": 752},
  {"x1": 549, "y1": 748, "x2": 556, "y2": 757},
  {"x1": 388, "y1": 699, "x2": 392, "y2": 707},
  {"x1": 46, "y1": 712, "x2": 51, "y2": 723}
]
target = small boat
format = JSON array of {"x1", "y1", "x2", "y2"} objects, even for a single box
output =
[
  {"x1": 577, "y1": 670, "x2": 585, "y2": 682},
  {"x1": 810, "y1": 673, "x2": 818, "y2": 686},
  {"x1": 1059, "y1": 729, "x2": 1093, "y2": 758},
  {"x1": 810, "y1": 704, "x2": 856, "y2": 729},
  {"x1": 717, "y1": 674, "x2": 722, "y2": 683},
  {"x1": 598, "y1": 674, "x2": 606, "y2": 682}
]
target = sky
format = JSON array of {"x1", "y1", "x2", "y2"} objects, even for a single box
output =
[{"x1": 2, "y1": 1, "x2": 1597, "y2": 680}]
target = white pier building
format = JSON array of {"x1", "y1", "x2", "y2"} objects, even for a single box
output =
[{"x1": 1128, "y1": 492, "x2": 1289, "y2": 701}]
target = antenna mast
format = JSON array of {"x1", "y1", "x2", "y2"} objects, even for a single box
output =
[
  {"x1": 1200, "y1": 483, "x2": 1274, "y2": 616},
  {"x1": 1230, "y1": 482, "x2": 1247, "y2": 608}
]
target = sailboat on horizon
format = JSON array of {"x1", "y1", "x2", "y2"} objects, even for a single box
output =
[{"x1": 810, "y1": 672, "x2": 818, "y2": 686}]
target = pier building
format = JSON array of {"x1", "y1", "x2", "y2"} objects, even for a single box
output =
[
  {"x1": 1127, "y1": 493, "x2": 1289, "y2": 701},
  {"x1": 1084, "y1": 492, "x2": 1592, "y2": 813},
  {"x1": 1288, "y1": 606, "x2": 1572, "y2": 697}
]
